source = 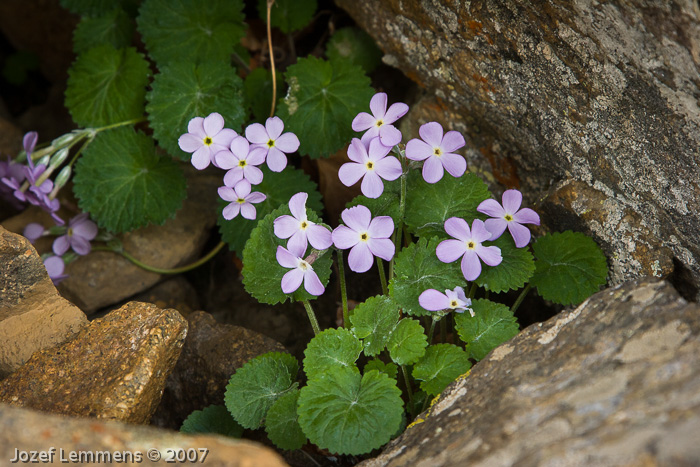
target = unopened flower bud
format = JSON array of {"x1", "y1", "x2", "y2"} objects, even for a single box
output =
[
  {"x1": 49, "y1": 147, "x2": 70, "y2": 169},
  {"x1": 51, "y1": 132, "x2": 78, "y2": 148},
  {"x1": 37, "y1": 155, "x2": 50, "y2": 167},
  {"x1": 53, "y1": 165, "x2": 72, "y2": 190}
]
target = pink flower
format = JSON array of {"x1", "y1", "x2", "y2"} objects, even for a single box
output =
[
  {"x1": 44, "y1": 255, "x2": 68, "y2": 285},
  {"x1": 218, "y1": 180, "x2": 266, "y2": 220},
  {"x1": 214, "y1": 136, "x2": 266, "y2": 186},
  {"x1": 276, "y1": 243, "x2": 324, "y2": 296},
  {"x1": 178, "y1": 113, "x2": 237, "y2": 170},
  {"x1": 352, "y1": 92, "x2": 408, "y2": 147},
  {"x1": 477, "y1": 189, "x2": 540, "y2": 248},
  {"x1": 245, "y1": 117, "x2": 300, "y2": 172},
  {"x1": 436, "y1": 218, "x2": 502, "y2": 282},
  {"x1": 52, "y1": 213, "x2": 98, "y2": 256},
  {"x1": 332, "y1": 205, "x2": 395, "y2": 273},
  {"x1": 274, "y1": 192, "x2": 332, "y2": 253},
  {"x1": 338, "y1": 138, "x2": 402, "y2": 199},
  {"x1": 419, "y1": 286, "x2": 473, "y2": 316},
  {"x1": 23, "y1": 222, "x2": 45, "y2": 243},
  {"x1": 405, "y1": 122, "x2": 466, "y2": 184}
]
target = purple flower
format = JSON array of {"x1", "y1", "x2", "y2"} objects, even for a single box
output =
[
  {"x1": 23, "y1": 223, "x2": 46, "y2": 243},
  {"x1": 419, "y1": 286, "x2": 474, "y2": 316},
  {"x1": 332, "y1": 205, "x2": 395, "y2": 273},
  {"x1": 23, "y1": 131, "x2": 38, "y2": 156},
  {"x1": 178, "y1": 113, "x2": 237, "y2": 170},
  {"x1": 274, "y1": 192, "x2": 332, "y2": 253},
  {"x1": 0, "y1": 157, "x2": 26, "y2": 208},
  {"x1": 338, "y1": 137, "x2": 402, "y2": 199},
  {"x1": 436, "y1": 218, "x2": 502, "y2": 281},
  {"x1": 53, "y1": 213, "x2": 98, "y2": 256},
  {"x1": 44, "y1": 255, "x2": 68, "y2": 285},
  {"x1": 218, "y1": 180, "x2": 266, "y2": 220},
  {"x1": 477, "y1": 189, "x2": 541, "y2": 248},
  {"x1": 276, "y1": 243, "x2": 324, "y2": 296},
  {"x1": 405, "y1": 122, "x2": 466, "y2": 184},
  {"x1": 245, "y1": 117, "x2": 300, "y2": 172},
  {"x1": 352, "y1": 92, "x2": 408, "y2": 148},
  {"x1": 214, "y1": 136, "x2": 266, "y2": 186}
]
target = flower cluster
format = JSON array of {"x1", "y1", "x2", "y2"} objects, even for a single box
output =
[{"x1": 179, "y1": 113, "x2": 301, "y2": 220}]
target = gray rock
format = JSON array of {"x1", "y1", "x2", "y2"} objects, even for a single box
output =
[
  {"x1": 0, "y1": 403, "x2": 289, "y2": 467},
  {"x1": 0, "y1": 301, "x2": 187, "y2": 424},
  {"x1": 360, "y1": 279, "x2": 700, "y2": 466},
  {"x1": 0, "y1": 226, "x2": 87, "y2": 378},
  {"x1": 336, "y1": 0, "x2": 700, "y2": 297}
]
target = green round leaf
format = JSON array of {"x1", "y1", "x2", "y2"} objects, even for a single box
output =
[
  {"x1": 531, "y1": 231, "x2": 608, "y2": 305},
  {"x1": 73, "y1": 9, "x2": 134, "y2": 55},
  {"x1": 387, "y1": 318, "x2": 428, "y2": 366},
  {"x1": 364, "y1": 359, "x2": 398, "y2": 380},
  {"x1": 244, "y1": 68, "x2": 284, "y2": 123},
  {"x1": 412, "y1": 344, "x2": 471, "y2": 396},
  {"x1": 389, "y1": 237, "x2": 466, "y2": 317},
  {"x1": 137, "y1": 0, "x2": 245, "y2": 65},
  {"x1": 146, "y1": 61, "x2": 245, "y2": 160},
  {"x1": 278, "y1": 57, "x2": 374, "y2": 159},
  {"x1": 475, "y1": 234, "x2": 535, "y2": 293},
  {"x1": 405, "y1": 171, "x2": 491, "y2": 238},
  {"x1": 455, "y1": 299, "x2": 519, "y2": 361},
  {"x1": 65, "y1": 45, "x2": 150, "y2": 127},
  {"x1": 218, "y1": 167, "x2": 322, "y2": 255},
  {"x1": 224, "y1": 352, "x2": 298, "y2": 429},
  {"x1": 180, "y1": 405, "x2": 244, "y2": 438},
  {"x1": 73, "y1": 127, "x2": 186, "y2": 233},
  {"x1": 265, "y1": 390, "x2": 307, "y2": 450},
  {"x1": 258, "y1": 0, "x2": 317, "y2": 33},
  {"x1": 345, "y1": 177, "x2": 401, "y2": 224},
  {"x1": 349, "y1": 295, "x2": 400, "y2": 356},
  {"x1": 241, "y1": 202, "x2": 332, "y2": 305},
  {"x1": 326, "y1": 27, "x2": 383, "y2": 74},
  {"x1": 303, "y1": 328, "x2": 362, "y2": 380},
  {"x1": 298, "y1": 367, "x2": 403, "y2": 455}
]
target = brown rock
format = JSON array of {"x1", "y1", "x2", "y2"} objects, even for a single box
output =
[
  {"x1": 0, "y1": 226, "x2": 87, "y2": 377},
  {"x1": 361, "y1": 279, "x2": 700, "y2": 466},
  {"x1": 337, "y1": 0, "x2": 700, "y2": 297},
  {"x1": 0, "y1": 403, "x2": 288, "y2": 467},
  {"x1": 128, "y1": 276, "x2": 201, "y2": 319},
  {"x1": 57, "y1": 164, "x2": 222, "y2": 313},
  {"x1": 151, "y1": 311, "x2": 287, "y2": 429},
  {"x1": 0, "y1": 301, "x2": 187, "y2": 424}
]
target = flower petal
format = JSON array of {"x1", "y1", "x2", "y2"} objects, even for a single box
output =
[
  {"x1": 243, "y1": 166, "x2": 264, "y2": 185},
  {"x1": 369, "y1": 92, "x2": 388, "y2": 119},
  {"x1": 383, "y1": 102, "x2": 409, "y2": 123},
  {"x1": 222, "y1": 203, "x2": 241, "y2": 220},
  {"x1": 265, "y1": 116, "x2": 284, "y2": 140},
  {"x1": 303, "y1": 269, "x2": 325, "y2": 296},
  {"x1": 374, "y1": 156, "x2": 402, "y2": 182},
  {"x1": 70, "y1": 236, "x2": 92, "y2": 255},
  {"x1": 52, "y1": 235, "x2": 70, "y2": 256},
  {"x1": 419, "y1": 289, "x2": 451, "y2": 311},
  {"x1": 203, "y1": 112, "x2": 225, "y2": 135},
  {"x1": 246, "y1": 191, "x2": 266, "y2": 203},
  {"x1": 287, "y1": 231, "x2": 308, "y2": 253},
  {"x1": 367, "y1": 216, "x2": 394, "y2": 239},
  {"x1": 266, "y1": 147, "x2": 287, "y2": 172},
  {"x1": 341, "y1": 205, "x2": 371, "y2": 232},
  {"x1": 214, "y1": 150, "x2": 237, "y2": 169},
  {"x1": 229, "y1": 135, "x2": 250, "y2": 158},
  {"x1": 218, "y1": 186, "x2": 236, "y2": 201},
  {"x1": 23, "y1": 223, "x2": 44, "y2": 242},
  {"x1": 240, "y1": 202, "x2": 257, "y2": 220},
  {"x1": 338, "y1": 162, "x2": 366, "y2": 188},
  {"x1": 190, "y1": 146, "x2": 211, "y2": 170},
  {"x1": 444, "y1": 217, "x2": 470, "y2": 241},
  {"x1": 247, "y1": 147, "x2": 267, "y2": 165},
  {"x1": 440, "y1": 153, "x2": 467, "y2": 178},
  {"x1": 245, "y1": 123, "x2": 269, "y2": 144},
  {"x1": 347, "y1": 138, "x2": 368, "y2": 163},
  {"x1": 332, "y1": 225, "x2": 360, "y2": 250},
  {"x1": 352, "y1": 112, "x2": 375, "y2": 132},
  {"x1": 501, "y1": 189, "x2": 523, "y2": 213},
  {"x1": 274, "y1": 215, "x2": 299, "y2": 239},
  {"x1": 213, "y1": 128, "x2": 237, "y2": 146},
  {"x1": 234, "y1": 179, "x2": 252, "y2": 197},
  {"x1": 275, "y1": 133, "x2": 300, "y2": 153},
  {"x1": 484, "y1": 218, "x2": 508, "y2": 241},
  {"x1": 436, "y1": 238, "x2": 467, "y2": 263},
  {"x1": 367, "y1": 237, "x2": 395, "y2": 261},
  {"x1": 367, "y1": 137, "x2": 392, "y2": 160},
  {"x1": 422, "y1": 156, "x2": 445, "y2": 184},
  {"x1": 348, "y1": 242, "x2": 374, "y2": 273},
  {"x1": 471, "y1": 219, "x2": 493, "y2": 243},
  {"x1": 281, "y1": 268, "x2": 304, "y2": 294},
  {"x1": 307, "y1": 225, "x2": 332, "y2": 250},
  {"x1": 361, "y1": 171, "x2": 384, "y2": 198},
  {"x1": 405, "y1": 138, "x2": 432, "y2": 161},
  {"x1": 418, "y1": 121, "x2": 444, "y2": 147},
  {"x1": 378, "y1": 125, "x2": 402, "y2": 147},
  {"x1": 512, "y1": 207, "x2": 540, "y2": 225},
  {"x1": 72, "y1": 219, "x2": 97, "y2": 240},
  {"x1": 440, "y1": 130, "x2": 466, "y2": 153},
  {"x1": 276, "y1": 245, "x2": 300, "y2": 268},
  {"x1": 187, "y1": 117, "x2": 204, "y2": 136},
  {"x1": 507, "y1": 222, "x2": 532, "y2": 248},
  {"x1": 460, "y1": 250, "x2": 482, "y2": 281},
  {"x1": 476, "y1": 244, "x2": 502, "y2": 267},
  {"x1": 223, "y1": 168, "x2": 244, "y2": 187},
  {"x1": 477, "y1": 198, "x2": 506, "y2": 218},
  {"x1": 178, "y1": 133, "x2": 202, "y2": 153},
  {"x1": 288, "y1": 192, "x2": 308, "y2": 220}
]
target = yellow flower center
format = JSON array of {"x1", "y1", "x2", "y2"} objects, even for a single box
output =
[
  {"x1": 238, "y1": 160, "x2": 247, "y2": 167},
  {"x1": 467, "y1": 241, "x2": 475, "y2": 249},
  {"x1": 366, "y1": 161, "x2": 374, "y2": 170},
  {"x1": 376, "y1": 119, "x2": 384, "y2": 128},
  {"x1": 236, "y1": 198, "x2": 245, "y2": 204},
  {"x1": 450, "y1": 300, "x2": 458, "y2": 308},
  {"x1": 203, "y1": 136, "x2": 213, "y2": 146},
  {"x1": 267, "y1": 139, "x2": 275, "y2": 148},
  {"x1": 433, "y1": 147, "x2": 442, "y2": 157},
  {"x1": 504, "y1": 214, "x2": 513, "y2": 222},
  {"x1": 67, "y1": 227, "x2": 74, "y2": 237},
  {"x1": 299, "y1": 260, "x2": 309, "y2": 271},
  {"x1": 300, "y1": 221, "x2": 308, "y2": 230},
  {"x1": 360, "y1": 232, "x2": 369, "y2": 242}
]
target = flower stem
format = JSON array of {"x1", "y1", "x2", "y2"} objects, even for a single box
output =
[
  {"x1": 401, "y1": 365, "x2": 414, "y2": 406},
  {"x1": 337, "y1": 250, "x2": 349, "y2": 328},
  {"x1": 428, "y1": 317, "x2": 438, "y2": 345},
  {"x1": 93, "y1": 241, "x2": 226, "y2": 275},
  {"x1": 440, "y1": 317, "x2": 447, "y2": 343},
  {"x1": 302, "y1": 300, "x2": 321, "y2": 335},
  {"x1": 376, "y1": 257, "x2": 388, "y2": 295},
  {"x1": 467, "y1": 282, "x2": 478, "y2": 299},
  {"x1": 93, "y1": 116, "x2": 147, "y2": 135},
  {"x1": 391, "y1": 154, "x2": 408, "y2": 281},
  {"x1": 511, "y1": 283, "x2": 531, "y2": 313},
  {"x1": 266, "y1": 0, "x2": 277, "y2": 117}
]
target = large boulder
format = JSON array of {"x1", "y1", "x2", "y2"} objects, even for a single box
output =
[{"x1": 336, "y1": 0, "x2": 700, "y2": 297}]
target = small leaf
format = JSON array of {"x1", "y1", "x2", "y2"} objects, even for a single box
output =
[
  {"x1": 475, "y1": 234, "x2": 535, "y2": 293},
  {"x1": 241, "y1": 202, "x2": 332, "y2": 305},
  {"x1": 404, "y1": 171, "x2": 491, "y2": 239},
  {"x1": 65, "y1": 45, "x2": 150, "y2": 127},
  {"x1": 146, "y1": 61, "x2": 245, "y2": 160},
  {"x1": 350, "y1": 295, "x2": 400, "y2": 356},
  {"x1": 258, "y1": 0, "x2": 317, "y2": 33},
  {"x1": 298, "y1": 367, "x2": 403, "y2": 455},
  {"x1": 244, "y1": 68, "x2": 283, "y2": 123},
  {"x1": 412, "y1": 344, "x2": 471, "y2": 396},
  {"x1": 364, "y1": 359, "x2": 398, "y2": 379},
  {"x1": 73, "y1": 127, "x2": 186, "y2": 233},
  {"x1": 224, "y1": 352, "x2": 298, "y2": 429},
  {"x1": 180, "y1": 405, "x2": 244, "y2": 438},
  {"x1": 346, "y1": 177, "x2": 401, "y2": 224},
  {"x1": 137, "y1": 0, "x2": 245, "y2": 65},
  {"x1": 303, "y1": 328, "x2": 363, "y2": 380},
  {"x1": 265, "y1": 390, "x2": 307, "y2": 450},
  {"x1": 218, "y1": 167, "x2": 322, "y2": 255},
  {"x1": 278, "y1": 57, "x2": 374, "y2": 159},
  {"x1": 531, "y1": 231, "x2": 608, "y2": 305},
  {"x1": 73, "y1": 9, "x2": 134, "y2": 55},
  {"x1": 387, "y1": 318, "x2": 428, "y2": 366},
  {"x1": 455, "y1": 299, "x2": 519, "y2": 361},
  {"x1": 389, "y1": 237, "x2": 465, "y2": 317},
  {"x1": 326, "y1": 27, "x2": 383, "y2": 74}
]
